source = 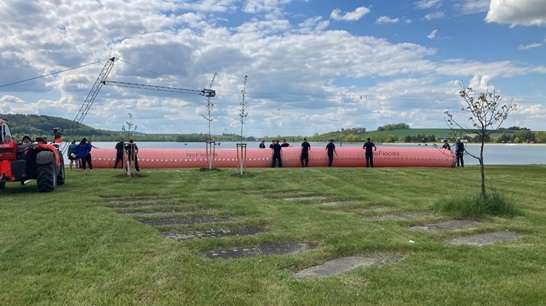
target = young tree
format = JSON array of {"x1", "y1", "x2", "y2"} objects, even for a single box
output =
[{"x1": 445, "y1": 87, "x2": 515, "y2": 198}]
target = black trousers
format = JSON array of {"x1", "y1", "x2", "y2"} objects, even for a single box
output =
[
  {"x1": 81, "y1": 155, "x2": 93, "y2": 170},
  {"x1": 328, "y1": 153, "x2": 334, "y2": 167},
  {"x1": 272, "y1": 154, "x2": 282, "y2": 168},
  {"x1": 365, "y1": 152, "x2": 374, "y2": 168},
  {"x1": 300, "y1": 153, "x2": 309, "y2": 167},
  {"x1": 456, "y1": 153, "x2": 464, "y2": 167},
  {"x1": 114, "y1": 154, "x2": 123, "y2": 168}
]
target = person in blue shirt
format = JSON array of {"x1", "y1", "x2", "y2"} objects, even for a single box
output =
[
  {"x1": 325, "y1": 139, "x2": 336, "y2": 167},
  {"x1": 76, "y1": 138, "x2": 94, "y2": 170},
  {"x1": 363, "y1": 138, "x2": 377, "y2": 168}
]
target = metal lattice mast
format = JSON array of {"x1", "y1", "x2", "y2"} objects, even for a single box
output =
[{"x1": 73, "y1": 57, "x2": 116, "y2": 124}]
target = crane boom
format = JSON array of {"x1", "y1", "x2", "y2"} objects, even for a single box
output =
[
  {"x1": 73, "y1": 57, "x2": 116, "y2": 124},
  {"x1": 102, "y1": 80, "x2": 216, "y2": 98}
]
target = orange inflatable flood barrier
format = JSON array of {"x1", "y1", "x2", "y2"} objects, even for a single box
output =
[{"x1": 91, "y1": 146, "x2": 455, "y2": 168}]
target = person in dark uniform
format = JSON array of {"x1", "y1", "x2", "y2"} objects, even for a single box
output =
[
  {"x1": 270, "y1": 140, "x2": 282, "y2": 168},
  {"x1": 114, "y1": 139, "x2": 125, "y2": 169},
  {"x1": 455, "y1": 138, "x2": 465, "y2": 167},
  {"x1": 300, "y1": 138, "x2": 311, "y2": 167},
  {"x1": 363, "y1": 138, "x2": 377, "y2": 168},
  {"x1": 259, "y1": 140, "x2": 266, "y2": 149},
  {"x1": 325, "y1": 139, "x2": 336, "y2": 167},
  {"x1": 442, "y1": 139, "x2": 451, "y2": 151},
  {"x1": 281, "y1": 139, "x2": 290, "y2": 147}
]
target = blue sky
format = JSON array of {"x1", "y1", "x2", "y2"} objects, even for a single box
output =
[{"x1": 0, "y1": 0, "x2": 545, "y2": 136}]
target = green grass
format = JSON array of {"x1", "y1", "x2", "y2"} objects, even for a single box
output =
[
  {"x1": 1, "y1": 166, "x2": 546, "y2": 305},
  {"x1": 435, "y1": 192, "x2": 523, "y2": 219}
]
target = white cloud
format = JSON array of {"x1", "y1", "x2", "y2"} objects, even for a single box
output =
[
  {"x1": 458, "y1": 0, "x2": 490, "y2": 14},
  {"x1": 518, "y1": 42, "x2": 544, "y2": 50},
  {"x1": 425, "y1": 11, "x2": 445, "y2": 20},
  {"x1": 330, "y1": 7, "x2": 370, "y2": 21},
  {"x1": 243, "y1": 0, "x2": 293, "y2": 17},
  {"x1": 417, "y1": 0, "x2": 442, "y2": 9},
  {"x1": 427, "y1": 29, "x2": 439, "y2": 39},
  {"x1": 376, "y1": 16, "x2": 400, "y2": 24},
  {"x1": 175, "y1": 0, "x2": 237, "y2": 13},
  {"x1": 486, "y1": 0, "x2": 546, "y2": 27}
]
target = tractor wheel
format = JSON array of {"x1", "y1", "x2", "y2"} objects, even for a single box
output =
[
  {"x1": 57, "y1": 157, "x2": 65, "y2": 186},
  {"x1": 37, "y1": 164, "x2": 56, "y2": 192}
]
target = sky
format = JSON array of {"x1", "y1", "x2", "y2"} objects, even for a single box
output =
[{"x1": 0, "y1": 0, "x2": 545, "y2": 137}]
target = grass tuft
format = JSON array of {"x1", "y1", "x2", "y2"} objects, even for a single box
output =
[{"x1": 435, "y1": 192, "x2": 522, "y2": 219}]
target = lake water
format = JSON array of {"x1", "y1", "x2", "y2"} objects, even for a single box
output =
[{"x1": 79, "y1": 141, "x2": 546, "y2": 165}]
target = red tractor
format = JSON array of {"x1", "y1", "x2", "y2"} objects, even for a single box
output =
[{"x1": 0, "y1": 119, "x2": 65, "y2": 192}]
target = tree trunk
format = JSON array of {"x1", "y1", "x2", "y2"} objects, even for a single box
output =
[{"x1": 480, "y1": 129, "x2": 486, "y2": 198}]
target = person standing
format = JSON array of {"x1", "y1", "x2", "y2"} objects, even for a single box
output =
[
  {"x1": 456, "y1": 138, "x2": 465, "y2": 167},
  {"x1": 325, "y1": 139, "x2": 336, "y2": 167},
  {"x1": 76, "y1": 138, "x2": 94, "y2": 171},
  {"x1": 259, "y1": 140, "x2": 266, "y2": 149},
  {"x1": 270, "y1": 140, "x2": 283, "y2": 168},
  {"x1": 363, "y1": 138, "x2": 377, "y2": 168},
  {"x1": 67, "y1": 140, "x2": 78, "y2": 169},
  {"x1": 114, "y1": 139, "x2": 125, "y2": 169},
  {"x1": 300, "y1": 138, "x2": 311, "y2": 167},
  {"x1": 281, "y1": 139, "x2": 290, "y2": 147},
  {"x1": 125, "y1": 139, "x2": 140, "y2": 175}
]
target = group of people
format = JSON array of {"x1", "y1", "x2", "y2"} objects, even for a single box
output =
[
  {"x1": 113, "y1": 139, "x2": 140, "y2": 175},
  {"x1": 67, "y1": 138, "x2": 95, "y2": 170},
  {"x1": 442, "y1": 138, "x2": 466, "y2": 167},
  {"x1": 261, "y1": 138, "x2": 377, "y2": 168}
]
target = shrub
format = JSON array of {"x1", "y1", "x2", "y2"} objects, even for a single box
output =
[{"x1": 435, "y1": 193, "x2": 522, "y2": 219}]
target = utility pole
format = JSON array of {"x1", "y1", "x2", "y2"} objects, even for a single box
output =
[{"x1": 237, "y1": 75, "x2": 248, "y2": 175}]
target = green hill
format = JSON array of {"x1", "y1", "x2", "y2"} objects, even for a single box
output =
[{"x1": 1, "y1": 114, "x2": 114, "y2": 139}]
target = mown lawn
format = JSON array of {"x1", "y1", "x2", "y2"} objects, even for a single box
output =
[{"x1": 1, "y1": 166, "x2": 545, "y2": 306}]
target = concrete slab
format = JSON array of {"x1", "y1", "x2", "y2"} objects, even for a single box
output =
[
  {"x1": 162, "y1": 225, "x2": 264, "y2": 240},
  {"x1": 205, "y1": 242, "x2": 307, "y2": 259},
  {"x1": 365, "y1": 211, "x2": 432, "y2": 221},
  {"x1": 139, "y1": 215, "x2": 227, "y2": 226},
  {"x1": 294, "y1": 254, "x2": 405, "y2": 279},
  {"x1": 446, "y1": 231, "x2": 520, "y2": 247},
  {"x1": 411, "y1": 220, "x2": 481, "y2": 231}
]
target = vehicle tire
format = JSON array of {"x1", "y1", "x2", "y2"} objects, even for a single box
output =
[
  {"x1": 57, "y1": 156, "x2": 65, "y2": 186},
  {"x1": 37, "y1": 164, "x2": 56, "y2": 192}
]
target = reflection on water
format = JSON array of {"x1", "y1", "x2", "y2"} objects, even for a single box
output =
[{"x1": 71, "y1": 141, "x2": 545, "y2": 165}]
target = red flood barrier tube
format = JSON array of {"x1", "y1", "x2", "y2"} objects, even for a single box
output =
[{"x1": 91, "y1": 147, "x2": 455, "y2": 168}]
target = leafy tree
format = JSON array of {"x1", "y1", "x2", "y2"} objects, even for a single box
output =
[{"x1": 446, "y1": 87, "x2": 515, "y2": 198}]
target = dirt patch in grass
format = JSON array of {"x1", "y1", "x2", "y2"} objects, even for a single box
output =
[
  {"x1": 114, "y1": 205, "x2": 209, "y2": 215},
  {"x1": 104, "y1": 199, "x2": 186, "y2": 208},
  {"x1": 365, "y1": 211, "x2": 433, "y2": 221},
  {"x1": 162, "y1": 225, "x2": 264, "y2": 240},
  {"x1": 445, "y1": 231, "x2": 520, "y2": 247},
  {"x1": 283, "y1": 196, "x2": 330, "y2": 203},
  {"x1": 410, "y1": 220, "x2": 481, "y2": 232},
  {"x1": 205, "y1": 242, "x2": 307, "y2": 259},
  {"x1": 294, "y1": 254, "x2": 406, "y2": 279},
  {"x1": 100, "y1": 195, "x2": 178, "y2": 201},
  {"x1": 138, "y1": 215, "x2": 228, "y2": 226}
]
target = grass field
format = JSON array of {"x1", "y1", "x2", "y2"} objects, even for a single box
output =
[{"x1": 1, "y1": 166, "x2": 545, "y2": 305}]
